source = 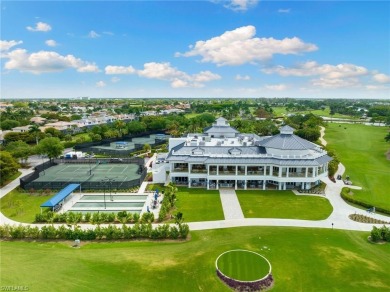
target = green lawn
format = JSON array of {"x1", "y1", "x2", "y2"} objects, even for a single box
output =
[
  {"x1": 174, "y1": 187, "x2": 224, "y2": 222},
  {"x1": 272, "y1": 106, "x2": 359, "y2": 119},
  {"x1": 0, "y1": 189, "x2": 53, "y2": 223},
  {"x1": 217, "y1": 250, "x2": 270, "y2": 281},
  {"x1": 325, "y1": 123, "x2": 390, "y2": 210},
  {"x1": 236, "y1": 190, "x2": 333, "y2": 220},
  {"x1": 1, "y1": 227, "x2": 389, "y2": 291}
]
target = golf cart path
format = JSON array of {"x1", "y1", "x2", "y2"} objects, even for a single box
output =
[{"x1": 1, "y1": 128, "x2": 389, "y2": 231}]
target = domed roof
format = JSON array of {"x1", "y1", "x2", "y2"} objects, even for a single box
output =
[{"x1": 258, "y1": 126, "x2": 317, "y2": 150}]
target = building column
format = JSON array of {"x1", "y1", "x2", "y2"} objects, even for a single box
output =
[
  {"x1": 263, "y1": 166, "x2": 266, "y2": 176},
  {"x1": 286, "y1": 167, "x2": 289, "y2": 178},
  {"x1": 217, "y1": 165, "x2": 219, "y2": 175},
  {"x1": 278, "y1": 167, "x2": 282, "y2": 177},
  {"x1": 278, "y1": 182, "x2": 282, "y2": 190},
  {"x1": 235, "y1": 180, "x2": 237, "y2": 190},
  {"x1": 216, "y1": 180, "x2": 219, "y2": 190},
  {"x1": 244, "y1": 180, "x2": 247, "y2": 190},
  {"x1": 312, "y1": 167, "x2": 315, "y2": 177},
  {"x1": 245, "y1": 165, "x2": 247, "y2": 175},
  {"x1": 283, "y1": 182, "x2": 287, "y2": 190},
  {"x1": 188, "y1": 179, "x2": 191, "y2": 188},
  {"x1": 263, "y1": 180, "x2": 266, "y2": 190},
  {"x1": 305, "y1": 167, "x2": 308, "y2": 178}
]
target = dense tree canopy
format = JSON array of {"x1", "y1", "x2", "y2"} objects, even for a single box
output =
[
  {"x1": 0, "y1": 151, "x2": 20, "y2": 184},
  {"x1": 37, "y1": 137, "x2": 64, "y2": 160}
]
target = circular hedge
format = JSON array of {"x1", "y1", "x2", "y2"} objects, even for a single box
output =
[{"x1": 216, "y1": 250, "x2": 273, "y2": 291}]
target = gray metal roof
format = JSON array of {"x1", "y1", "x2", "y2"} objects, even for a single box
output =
[
  {"x1": 167, "y1": 153, "x2": 332, "y2": 166},
  {"x1": 258, "y1": 134, "x2": 317, "y2": 150},
  {"x1": 204, "y1": 125, "x2": 239, "y2": 133}
]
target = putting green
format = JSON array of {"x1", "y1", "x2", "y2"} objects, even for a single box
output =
[{"x1": 216, "y1": 250, "x2": 271, "y2": 281}]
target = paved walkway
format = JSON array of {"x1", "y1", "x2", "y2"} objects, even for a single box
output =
[
  {"x1": 219, "y1": 189, "x2": 244, "y2": 220},
  {"x1": 0, "y1": 168, "x2": 34, "y2": 199}
]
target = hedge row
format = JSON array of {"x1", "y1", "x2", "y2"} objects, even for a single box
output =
[
  {"x1": 35, "y1": 211, "x2": 155, "y2": 224},
  {"x1": 341, "y1": 188, "x2": 390, "y2": 216},
  {"x1": 0, "y1": 223, "x2": 190, "y2": 240}
]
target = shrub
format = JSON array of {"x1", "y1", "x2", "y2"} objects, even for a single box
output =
[
  {"x1": 132, "y1": 213, "x2": 140, "y2": 223},
  {"x1": 371, "y1": 226, "x2": 382, "y2": 242},
  {"x1": 169, "y1": 225, "x2": 179, "y2": 239}
]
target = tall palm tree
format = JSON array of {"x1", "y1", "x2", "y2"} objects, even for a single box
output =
[{"x1": 29, "y1": 124, "x2": 41, "y2": 145}]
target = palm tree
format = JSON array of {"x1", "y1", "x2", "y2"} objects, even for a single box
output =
[
  {"x1": 29, "y1": 124, "x2": 41, "y2": 145},
  {"x1": 114, "y1": 120, "x2": 126, "y2": 137}
]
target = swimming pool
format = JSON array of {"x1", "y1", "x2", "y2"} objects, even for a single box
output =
[
  {"x1": 80, "y1": 195, "x2": 147, "y2": 201},
  {"x1": 73, "y1": 202, "x2": 145, "y2": 208}
]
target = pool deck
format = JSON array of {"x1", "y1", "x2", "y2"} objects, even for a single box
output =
[{"x1": 59, "y1": 181, "x2": 163, "y2": 217}]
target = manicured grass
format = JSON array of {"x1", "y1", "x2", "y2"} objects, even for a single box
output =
[
  {"x1": 175, "y1": 187, "x2": 224, "y2": 222},
  {"x1": 1, "y1": 227, "x2": 389, "y2": 291},
  {"x1": 272, "y1": 106, "x2": 358, "y2": 119},
  {"x1": 325, "y1": 123, "x2": 390, "y2": 210},
  {"x1": 184, "y1": 112, "x2": 203, "y2": 119},
  {"x1": 236, "y1": 190, "x2": 333, "y2": 220},
  {"x1": 217, "y1": 250, "x2": 270, "y2": 281},
  {"x1": 0, "y1": 171, "x2": 22, "y2": 187},
  {"x1": 0, "y1": 189, "x2": 53, "y2": 223}
]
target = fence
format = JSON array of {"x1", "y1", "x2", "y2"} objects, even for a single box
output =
[{"x1": 19, "y1": 158, "x2": 147, "y2": 191}]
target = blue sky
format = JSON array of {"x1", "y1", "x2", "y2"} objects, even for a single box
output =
[{"x1": 1, "y1": 0, "x2": 389, "y2": 99}]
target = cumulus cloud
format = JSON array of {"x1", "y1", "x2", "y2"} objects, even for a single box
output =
[
  {"x1": 137, "y1": 62, "x2": 220, "y2": 88},
  {"x1": 310, "y1": 77, "x2": 359, "y2": 89},
  {"x1": 223, "y1": 0, "x2": 259, "y2": 12},
  {"x1": 88, "y1": 30, "x2": 100, "y2": 38},
  {"x1": 105, "y1": 62, "x2": 221, "y2": 88},
  {"x1": 176, "y1": 25, "x2": 317, "y2": 66},
  {"x1": 3, "y1": 49, "x2": 99, "y2": 74},
  {"x1": 265, "y1": 84, "x2": 287, "y2": 91},
  {"x1": 373, "y1": 73, "x2": 390, "y2": 84},
  {"x1": 105, "y1": 65, "x2": 135, "y2": 75},
  {"x1": 235, "y1": 74, "x2": 251, "y2": 80},
  {"x1": 0, "y1": 40, "x2": 23, "y2": 52},
  {"x1": 262, "y1": 61, "x2": 369, "y2": 79},
  {"x1": 366, "y1": 85, "x2": 387, "y2": 90},
  {"x1": 45, "y1": 39, "x2": 57, "y2": 47},
  {"x1": 26, "y1": 22, "x2": 51, "y2": 32},
  {"x1": 96, "y1": 81, "x2": 106, "y2": 87}
]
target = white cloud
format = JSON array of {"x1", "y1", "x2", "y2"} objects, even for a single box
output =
[
  {"x1": 235, "y1": 74, "x2": 251, "y2": 80},
  {"x1": 96, "y1": 81, "x2": 106, "y2": 87},
  {"x1": 223, "y1": 0, "x2": 259, "y2": 12},
  {"x1": 88, "y1": 31, "x2": 100, "y2": 38},
  {"x1": 102, "y1": 31, "x2": 114, "y2": 36},
  {"x1": 105, "y1": 65, "x2": 136, "y2": 75},
  {"x1": 77, "y1": 64, "x2": 99, "y2": 73},
  {"x1": 366, "y1": 85, "x2": 388, "y2": 90},
  {"x1": 278, "y1": 8, "x2": 291, "y2": 13},
  {"x1": 311, "y1": 77, "x2": 359, "y2": 89},
  {"x1": 192, "y1": 71, "x2": 221, "y2": 82},
  {"x1": 104, "y1": 62, "x2": 220, "y2": 88},
  {"x1": 0, "y1": 40, "x2": 23, "y2": 52},
  {"x1": 26, "y1": 22, "x2": 51, "y2": 32},
  {"x1": 176, "y1": 25, "x2": 318, "y2": 66},
  {"x1": 45, "y1": 39, "x2": 57, "y2": 47},
  {"x1": 111, "y1": 77, "x2": 120, "y2": 83},
  {"x1": 373, "y1": 73, "x2": 390, "y2": 84},
  {"x1": 262, "y1": 61, "x2": 369, "y2": 79},
  {"x1": 3, "y1": 48, "x2": 99, "y2": 74},
  {"x1": 265, "y1": 84, "x2": 287, "y2": 91}
]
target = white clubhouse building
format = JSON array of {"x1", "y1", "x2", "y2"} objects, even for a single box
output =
[{"x1": 153, "y1": 117, "x2": 332, "y2": 190}]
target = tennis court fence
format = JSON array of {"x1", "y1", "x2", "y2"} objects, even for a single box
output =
[{"x1": 20, "y1": 158, "x2": 147, "y2": 190}]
